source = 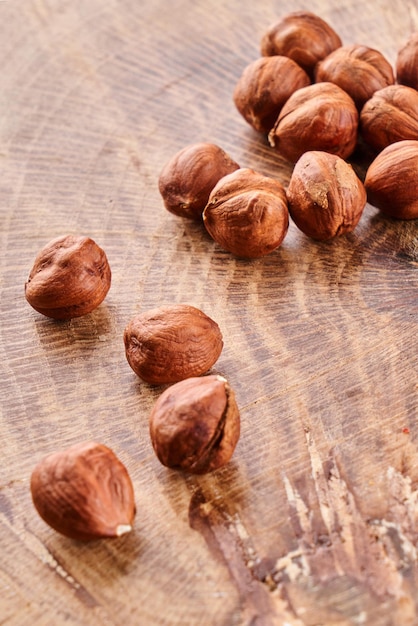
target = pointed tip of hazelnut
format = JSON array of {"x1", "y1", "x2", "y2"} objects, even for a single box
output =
[
  {"x1": 267, "y1": 130, "x2": 276, "y2": 148},
  {"x1": 115, "y1": 524, "x2": 133, "y2": 537}
]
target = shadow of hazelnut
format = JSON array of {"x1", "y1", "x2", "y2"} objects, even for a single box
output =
[{"x1": 32, "y1": 301, "x2": 114, "y2": 355}]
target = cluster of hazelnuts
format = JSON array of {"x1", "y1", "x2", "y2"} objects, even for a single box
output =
[
  {"x1": 25, "y1": 11, "x2": 417, "y2": 543},
  {"x1": 159, "y1": 11, "x2": 418, "y2": 255}
]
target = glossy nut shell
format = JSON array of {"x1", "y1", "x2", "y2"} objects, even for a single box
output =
[
  {"x1": 315, "y1": 45, "x2": 394, "y2": 109},
  {"x1": 268, "y1": 82, "x2": 358, "y2": 163},
  {"x1": 149, "y1": 375, "x2": 240, "y2": 474},
  {"x1": 25, "y1": 235, "x2": 111, "y2": 320},
  {"x1": 31, "y1": 441, "x2": 136, "y2": 541},
  {"x1": 286, "y1": 150, "x2": 367, "y2": 240},
  {"x1": 260, "y1": 11, "x2": 342, "y2": 77},
  {"x1": 360, "y1": 84, "x2": 418, "y2": 151},
  {"x1": 233, "y1": 55, "x2": 310, "y2": 133},
  {"x1": 158, "y1": 143, "x2": 240, "y2": 220},
  {"x1": 396, "y1": 31, "x2": 418, "y2": 90},
  {"x1": 364, "y1": 140, "x2": 418, "y2": 219},
  {"x1": 203, "y1": 168, "x2": 289, "y2": 258},
  {"x1": 124, "y1": 304, "x2": 223, "y2": 384}
]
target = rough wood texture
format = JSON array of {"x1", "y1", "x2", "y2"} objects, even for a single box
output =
[{"x1": 1, "y1": 1, "x2": 417, "y2": 625}]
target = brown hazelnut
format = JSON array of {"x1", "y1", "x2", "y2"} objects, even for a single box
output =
[
  {"x1": 158, "y1": 142, "x2": 240, "y2": 220},
  {"x1": 364, "y1": 140, "x2": 418, "y2": 219},
  {"x1": 233, "y1": 55, "x2": 310, "y2": 133},
  {"x1": 203, "y1": 168, "x2": 289, "y2": 258},
  {"x1": 25, "y1": 235, "x2": 111, "y2": 320},
  {"x1": 149, "y1": 375, "x2": 240, "y2": 474},
  {"x1": 268, "y1": 82, "x2": 358, "y2": 163},
  {"x1": 260, "y1": 11, "x2": 342, "y2": 78},
  {"x1": 124, "y1": 304, "x2": 223, "y2": 385},
  {"x1": 360, "y1": 84, "x2": 418, "y2": 151},
  {"x1": 286, "y1": 150, "x2": 367, "y2": 240},
  {"x1": 314, "y1": 45, "x2": 395, "y2": 109},
  {"x1": 396, "y1": 31, "x2": 418, "y2": 90},
  {"x1": 30, "y1": 441, "x2": 135, "y2": 541}
]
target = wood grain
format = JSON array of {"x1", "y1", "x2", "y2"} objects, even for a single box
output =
[{"x1": 1, "y1": 0, "x2": 417, "y2": 624}]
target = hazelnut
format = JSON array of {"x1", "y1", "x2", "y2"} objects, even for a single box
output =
[
  {"x1": 286, "y1": 151, "x2": 367, "y2": 240},
  {"x1": 233, "y1": 55, "x2": 310, "y2": 133},
  {"x1": 124, "y1": 304, "x2": 223, "y2": 385},
  {"x1": 396, "y1": 31, "x2": 418, "y2": 90},
  {"x1": 360, "y1": 84, "x2": 418, "y2": 152},
  {"x1": 203, "y1": 168, "x2": 289, "y2": 258},
  {"x1": 30, "y1": 441, "x2": 136, "y2": 541},
  {"x1": 268, "y1": 82, "x2": 358, "y2": 163},
  {"x1": 158, "y1": 142, "x2": 240, "y2": 220},
  {"x1": 25, "y1": 235, "x2": 111, "y2": 320},
  {"x1": 314, "y1": 45, "x2": 395, "y2": 109},
  {"x1": 149, "y1": 375, "x2": 240, "y2": 474},
  {"x1": 260, "y1": 11, "x2": 342, "y2": 78},
  {"x1": 364, "y1": 140, "x2": 418, "y2": 219}
]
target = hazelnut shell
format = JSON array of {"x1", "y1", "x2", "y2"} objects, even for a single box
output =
[
  {"x1": 396, "y1": 31, "x2": 418, "y2": 90},
  {"x1": 286, "y1": 150, "x2": 367, "y2": 240},
  {"x1": 268, "y1": 82, "x2": 358, "y2": 163},
  {"x1": 25, "y1": 235, "x2": 111, "y2": 320},
  {"x1": 315, "y1": 45, "x2": 394, "y2": 109},
  {"x1": 364, "y1": 139, "x2": 418, "y2": 219},
  {"x1": 30, "y1": 441, "x2": 136, "y2": 541},
  {"x1": 360, "y1": 84, "x2": 418, "y2": 151},
  {"x1": 124, "y1": 304, "x2": 223, "y2": 385},
  {"x1": 203, "y1": 168, "x2": 289, "y2": 258},
  {"x1": 149, "y1": 375, "x2": 240, "y2": 474},
  {"x1": 260, "y1": 11, "x2": 342, "y2": 77},
  {"x1": 233, "y1": 55, "x2": 310, "y2": 133},
  {"x1": 158, "y1": 143, "x2": 240, "y2": 220}
]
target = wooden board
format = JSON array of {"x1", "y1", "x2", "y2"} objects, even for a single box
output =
[{"x1": 1, "y1": 0, "x2": 417, "y2": 624}]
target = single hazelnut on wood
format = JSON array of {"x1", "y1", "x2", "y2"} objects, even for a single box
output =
[
  {"x1": 268, "y1": 82, "x2": 358, "y2": 163},
  {"x1": 25, "y1": 235, "x2": 111, "y2": 320},
  {"x1": 396, "y1": 31, "x2": 418, "y2": 90},
  {"x1": 364, "y1": 140, "x2": 418, "y2": 219},
  {"x1": 286, "y1": 151, "x2": 367, "y2": 240},
  {"x1": 203, "y1": 168, "x2": 289, "y2": 258},
  {"x1": 30, "y1": 441, "x2": 136, "y2": 541},
  {"x1": 233, "y1": 55, "x2": 310, "y2": 133},
  {"x1": 124, "y1": 304, "x2": 223, "y2": 385},
  {"x1": 158, "y1": 142, "x2": 240, "y2": 220},
  {"x1": 149, "y1": 375, "x2": 240, "y2": 474},
  {"x1": 260, "y1": 11, "x2": 342, "y2": 77},
  {"x1": 360, "y1": 85, "x2": 418, "y2": 151},
  {"x1": 314, "y1": 45, "x2": 395, "y2": 109}
]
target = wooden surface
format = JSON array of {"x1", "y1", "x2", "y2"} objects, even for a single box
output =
[{"x1": 1, "y1": 1, "x2": 417, "y2": 625}]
